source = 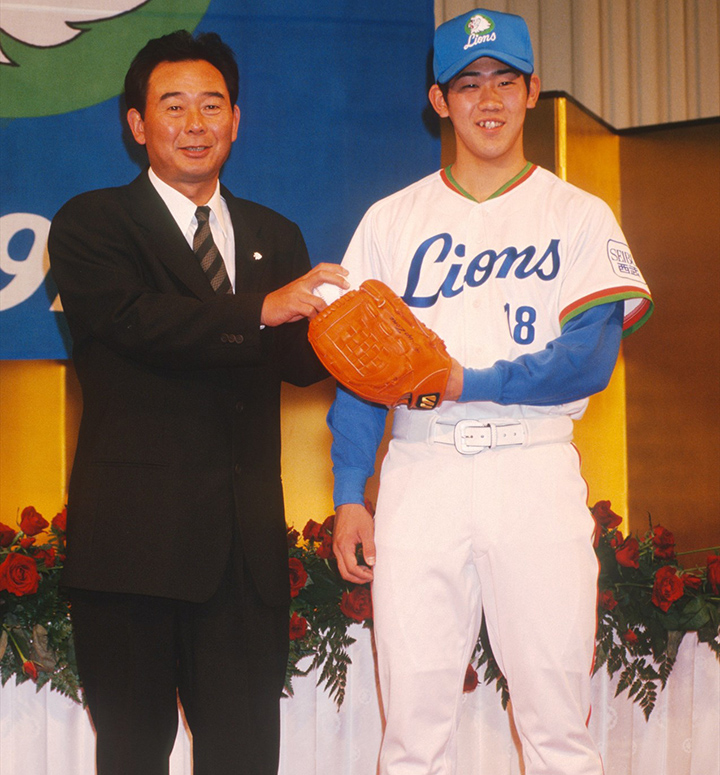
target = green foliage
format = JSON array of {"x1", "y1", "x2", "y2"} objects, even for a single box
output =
[
  {"x1": 2, "y1": 503, "x2": 718, "y2": 719},
  {"x1": 0, "y1": 510, "x2": 83, "y2": 704},
  {"x1": 285, "y1": 518, "x2": 373, "y2": 706}
]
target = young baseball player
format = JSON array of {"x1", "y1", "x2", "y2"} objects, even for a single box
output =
[{"x1": 328, "y1": 8, "x2": 652, "y2": 775}]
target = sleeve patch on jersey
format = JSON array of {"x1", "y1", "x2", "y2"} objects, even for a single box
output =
[{"x1": 607, "y1": 240, "x2": 645, "y2": 282}]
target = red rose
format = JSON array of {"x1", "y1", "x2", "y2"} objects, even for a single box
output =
[
  {"x1": 20, "y1": 536, "x2": 35, "y2": 549},
  {"x1": 652, "y1": 526, "x2": 676, "y2": 559},
  {"x1": 287, "y1": 527, "x2": 300, "y2": 548},
  {"x1": 288, "y1": 557, "x2": 308, "y2": 598},
  {"x1": 23, "y1": 661, "x2": 39, "y2": 681},
  {"x1": 302, "y1": 520, "x2": 323, "y2": 541},
  {"x1": 592, "y1": 500, "x2": 622, "y2": 529},
  {"x1": 591, "y1": 501, "x2": 622, "y2": 545},
  {"x1": 463, "y1": 664, "x2": 479, "y2": 693},
  {"x1": 622, "y1": 629, "x2": 639, "y2": 645},
  {"x1": 599, "y1": 589, "x2": 618, "y2": 611},
  {"x1": 315, "y1": 533, "x2": 333, "y2": 560},
  {"x1": 340, "y1": 587, "x2": 373, "y2": 622},
  {"x1": 652, "y1": 566, "x2": 684, "y2": 612},
  {"x1": 35, "y1": 547, "x2": 57, "y2": 568},
  {"x1": 289, "y1": 612, "x2": 308, "y2": 640},
  {"x1": 682, "y1": 574, "x2": 703, "y2": 591},
  {"x1": 0, "y1": 522, "x2": 16, "y2": 548},
  {"x1": 0, "y1": 553, "x2": 41, "y2": 596},
  {"x1": 615, "y1": 537, "x2": 640, "y2": 568},
  {"x1": 51, "y1": 508, "x2": 67, "y2": 532},
  {"x1": 303, "y1": 517, "x2": 334, "y2": 559},
  {"x1": 322, "y1": 515, "x2": 335, "y2": 534},
  {"x1": 19, "y1": 507, "x2": 49, "y2": 537},
  {"x1": 707, "y1": 555, "x2": 720, "y2": 594}
]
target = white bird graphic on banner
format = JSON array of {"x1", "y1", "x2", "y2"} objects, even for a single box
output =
[{"x1": 0, "y1": 0, "x2": 149, "y2": 65}]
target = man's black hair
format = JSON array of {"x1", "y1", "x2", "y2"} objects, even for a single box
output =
[{"x1": 124, "y1": 30, "x2": 239, "y2": 116}]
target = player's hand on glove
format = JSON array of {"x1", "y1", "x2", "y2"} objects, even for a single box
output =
[
  {"x1": 309, "y1": 279, "x2": 453, "y2": 410},
  {"x1": 261, "y1": 263, "x2": 349, "y2": 327},
  {"x1": 444, "y1": 358, "x2": 464, "y2": 402},
  {"x1": 333, "y1": 502, "x2": 375, "y2": 584}
]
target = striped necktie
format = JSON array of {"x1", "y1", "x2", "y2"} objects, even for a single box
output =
[{"x1": 193, "y1": 206, "x2": 232, "y2": 294}]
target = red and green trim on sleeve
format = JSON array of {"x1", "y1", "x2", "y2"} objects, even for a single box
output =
[{"x1": 561, "y1": 289, "x2": 654, "y2": 338}]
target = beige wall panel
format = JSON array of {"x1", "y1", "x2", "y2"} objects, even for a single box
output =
[
  {"x1": 665, "y1": 0, "x2": 691, "y2": 124},
  {"x1": 601, "y1": 0, "x2": 633, "y2": 128},
  {"x1": 572, "y1": 0, "x2": 604, "y2": 120},
  {"x1": 537, "y1": 0, "x2": 575, "y2": 96},
  {"x1": 435, "y1": 0, "x2": 720, "y2": 129},
  {"x1": 694, "y1": 0, "x2": 720, "y2": 118}
]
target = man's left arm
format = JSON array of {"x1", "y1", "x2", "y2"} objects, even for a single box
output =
[{"x1": 448, "y1": 301, "x2": 624, "y2": 406}]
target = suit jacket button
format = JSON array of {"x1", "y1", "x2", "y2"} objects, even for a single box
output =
[
  {"x1": 234, "y1": 334, "x2": 244, "y2": 344},
  {"x1": 235, "y1": 401, "x2": 244, "y2": 413},
  {"x1": 221, "y1": 333, "x2": 229, "y2": 342},
  {"x1": 234, "y1": 463, "x2": 242, "y2": 475}
]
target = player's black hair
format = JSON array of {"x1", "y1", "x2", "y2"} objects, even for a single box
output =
[
  {"x1": 124, "y1": 30, "x2": 239, "y2": 116},
  {"x1": 438, "y1": 69, "x2": 532, "y2": 99}
]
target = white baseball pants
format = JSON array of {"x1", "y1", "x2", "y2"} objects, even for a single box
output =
[{"x1": 372, "y1": 432, "x2": 603, "y2": 775}]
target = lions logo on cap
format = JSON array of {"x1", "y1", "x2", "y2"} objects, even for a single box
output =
[{"x1": 463, "y1": 13, "x2": 497, "y2": 51}]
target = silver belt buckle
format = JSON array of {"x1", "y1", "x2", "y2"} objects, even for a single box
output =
[{"x1": 453, "y1": 420, "x2": 491, "y2": 455}]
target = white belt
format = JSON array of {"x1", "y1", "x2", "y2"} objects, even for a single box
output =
[{"x1": 392, "y1": 413, "x2": 574, "y2": 455}]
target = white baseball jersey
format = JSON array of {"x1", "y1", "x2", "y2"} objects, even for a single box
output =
[{"x1": 337, "y1": 164, "x2": 652, "y2": 421}]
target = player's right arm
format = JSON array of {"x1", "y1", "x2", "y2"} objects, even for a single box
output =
[{"x1": 327, "y1": 385, "x2": 387, "y2": 583}]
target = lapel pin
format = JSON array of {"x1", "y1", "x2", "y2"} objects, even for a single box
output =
[{"x1": 253, "y1": 251, "x2": 263, "y2": 261}]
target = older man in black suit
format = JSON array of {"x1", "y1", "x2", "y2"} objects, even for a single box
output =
[{"x1": 49, "y1": 30, "x2": 347, "y2": 775}]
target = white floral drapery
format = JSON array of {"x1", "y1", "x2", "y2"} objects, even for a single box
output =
[{"x1": 1, "y1": 628, "x2": 717, "y2": 774}]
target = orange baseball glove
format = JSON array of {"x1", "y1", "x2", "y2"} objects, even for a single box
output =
[{"x1": 308, "y1": 279, "x2": 452, "y2": 410}]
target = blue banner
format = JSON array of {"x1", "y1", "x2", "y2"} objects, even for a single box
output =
[{"x1": 0, "y1": 0, "x2": 439, "y2": 359}]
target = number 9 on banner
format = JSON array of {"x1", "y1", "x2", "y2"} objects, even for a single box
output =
[{"x1": 0, "y1": 212, "x2": 58, "y2": 312}]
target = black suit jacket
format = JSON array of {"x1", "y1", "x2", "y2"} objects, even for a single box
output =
[{"x1": 49, "y1": 172, "x2": 327, "y2": 606}]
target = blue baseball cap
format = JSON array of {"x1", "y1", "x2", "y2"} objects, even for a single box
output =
[{"x1": 433, "y1": 9, "x2": 534, "y2": 84}]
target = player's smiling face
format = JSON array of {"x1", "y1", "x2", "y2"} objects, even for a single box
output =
[
  {"x1": 430, "y1": 57, "x2": 540, "y2": 170},
  {"x1": 127, "y1": 59, "x2": 240, "y2": 204}
]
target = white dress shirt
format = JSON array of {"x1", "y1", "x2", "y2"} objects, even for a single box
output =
[{"x1": 148, "y1": 167, "x2": 236, "y2": 291}]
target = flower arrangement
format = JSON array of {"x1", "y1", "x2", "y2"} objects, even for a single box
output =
[
  {"x1": 2, "y1": 502, "x2": 718, "y2": 719},
  {"x1": 285, "y1": 515, "x2": 373, "y2": 705},
  {"x1": 589, "y1": 501, "x2": 720, "y2": 717},
  {"x1": 0, "y1": 507, "x2": 81, "y2": 702}
]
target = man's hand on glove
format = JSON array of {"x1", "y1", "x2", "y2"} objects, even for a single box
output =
[{"x1": 309, "y1": 279, "x2": 460, "y2": 410}]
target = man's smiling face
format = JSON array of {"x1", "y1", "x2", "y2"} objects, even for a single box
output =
[{"x1": 127, "y1": 58, "x2": 240, "y2": 204}]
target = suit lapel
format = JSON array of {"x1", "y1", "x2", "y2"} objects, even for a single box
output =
[
  {"x1": 126, "y1": 173, "x2": 218, "y2": 301},
  {"x1": 223, "y1": 188, "x2": 270, "y2": 293}
]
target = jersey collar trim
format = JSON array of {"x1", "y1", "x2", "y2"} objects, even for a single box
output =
[{"x1": 441, "y1": 162, "x2": 537, "y2": 202}]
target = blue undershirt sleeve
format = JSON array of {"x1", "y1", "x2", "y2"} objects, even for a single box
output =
[
  {"x1": 328, "y1": 302, "x2": 623, "y2": 505},
  {"x1": 459, "y1": 301, "x2": 624, "y2": 406},
  {"x1": 327, "y1": 385, "x2": 388, "y2": 508}
]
